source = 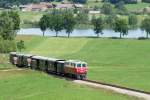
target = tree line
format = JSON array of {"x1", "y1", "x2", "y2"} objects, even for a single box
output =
[
  {"x1": 39, "y1": 10, "x2": 76, "y2": 38},
  {"x1": 39, "y1": 10, "x2": 150, "y2": 39},
  {"x1": 0, "y1": 0, "x2": 87, "y2": 8}
]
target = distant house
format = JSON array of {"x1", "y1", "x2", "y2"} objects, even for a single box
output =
[
  {"x1": 19, "y1": 2, "x2": 84, "y2": 11},
  {"x1": 55, "y1": 4, "x2": 74, "y2": 9},
  {"x1": 54, "y1": 3, "x2": 83, "y2": 9},
  {"x1": 143, "y1": 7, "x2": 150, "y2": 13},
  {"x1": 19, "y1": 2, "x2": 53, "y2": 12},
  {"x1": 74, "y1": 4, "x2": 84, "y2": 8}
]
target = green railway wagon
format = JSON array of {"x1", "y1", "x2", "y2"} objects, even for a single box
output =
[
  {"x1": 56, "y1": 61, "x2": 65, "y2": 75},
  {"x1": 31, "y1": 56, "x2": 47, "y2": 71},
  {"x1": 16, "y1": 53, "x2": 24, "y2": 67},
  {"x1": 31, "y1": 56, "x2": 39, "y2": 70},
  {"x1": 47, "y1": 58, "x2": 58, "y2": 73},
  {"x1": 22, "y1": 54, "x2": 33, "y2": 67},
  {"x1": 38, "y1": 56, "x2": 48, "y2": 71}
]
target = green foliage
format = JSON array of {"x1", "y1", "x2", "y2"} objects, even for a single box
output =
[
  {"x1": 8, "y1": 11, "x2": 20, "y2": 31},
  {"x1": 75, "y1": 12, "x2": 89, "y2": 24},
  {"x1": 52, "y1": 11, "x2": 64, "y2": 37},
  {"x1": 0, "y1": 37, "x2": 16, "y2": 53},
  {"x1": 101, "y1": 3, "x2": 113, "y2": 15},
  {"x1": 141, "y1": 17, "x2": 150, "y2": 38},
  {"x1": 0, "y1": 12, "x2": 15, "y2": 40},
  {"x1": 17, "y1": 40, "x2": 25, "y2": 52},
  {"x1": 39, "y1": 15, "x2": 48, "y2": 36},
  {"x1": 128, "y1": 14, "x2": 138, "y2": 28},
  {"x1": 115, "y1": 1, "x2": 128, "y2": 15},
  {"x1": 63, "y1": 11, "x2": 76, "y2": 38},
  {"x1": 0, "y1": 11, "x2": 20, "y2": 40},
  {"x1": 113, "y1": 18, "x2": 129, "y2": 38},
  {"x1": 92, "y1": 17, "x2": 105, "y2": 37},
  {"x1": 105, "y1": 15, "x2": 117, "y2": 28}
]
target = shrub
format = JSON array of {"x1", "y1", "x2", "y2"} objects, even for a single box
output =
[{"x1": 0, "y1": 37, "x2": 16, "y2": 53}]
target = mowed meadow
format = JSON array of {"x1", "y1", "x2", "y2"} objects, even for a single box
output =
[
  {"x1": 0, "y1": 69, "x2": 140, "y2": 100},
  {"x1": 0, "y1": 36, "x2": 142, "y2": 100},
  {"x1": 16, "y1": 35, "x2": 150, "y2": 92}
]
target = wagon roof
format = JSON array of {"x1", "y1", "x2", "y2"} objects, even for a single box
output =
[
  {"x1": 67, "y1": 60, "x2": 87, "y2": 64},
  {"x1": 32, "y1": 56, "x2": 48, "y2": 60},
  {"x1": 57, "y1": 60, "x2": 65, "y2": 63},
  {"x1": 23, "y1": 54, "x2": 33, "y2": 57},
  {"x1": 47, "y1": 58, "x2": 58, "y2": 61}
]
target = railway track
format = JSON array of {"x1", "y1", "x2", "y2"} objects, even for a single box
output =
[{"x1": 73, "y1": 79, "x2": 150, "y2": 100}]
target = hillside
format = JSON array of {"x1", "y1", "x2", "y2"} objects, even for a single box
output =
[{"x1": 16, "y1": 35, "x2": 150, "y2": 92}]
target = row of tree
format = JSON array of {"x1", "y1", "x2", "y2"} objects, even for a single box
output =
[
  {"x1": 39, "y1": 10, "x2": 76, "y2": 38},
  {"x1": 39, "y1": 10, "x2": 150, "y2": 39},
  {"x1": 0, "y1": 0, "x2": 87, "y2": 8},
  {"x1": 92, "y1": 15, "x2": 150, "y2": 39}
]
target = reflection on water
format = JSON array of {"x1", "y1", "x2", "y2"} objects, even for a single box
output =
[{"x1": 17, "y1": 28, "x2": 146, "y2": 38}]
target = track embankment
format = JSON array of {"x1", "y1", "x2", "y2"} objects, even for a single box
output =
[
  {"x1": 0, "y1": 68, "x2": 24, "y2": 72},
  {"x1": 73, "y1": 80, "x2": 150, "y2": 100}
]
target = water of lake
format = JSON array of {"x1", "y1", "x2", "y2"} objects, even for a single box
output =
[{"x1": 17, "y1": 28, "x2": 147, "y2": 38}]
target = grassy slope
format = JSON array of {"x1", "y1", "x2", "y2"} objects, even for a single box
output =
[
  {"x1": 0, "y1": 70, "x2": 140, "y2": 100},
  {"x1": 0, "y1": 54, "x2": 13, "y2": 69},
  {"x1": 16, "y1": 36, "x2": 150, "y2": 92}
]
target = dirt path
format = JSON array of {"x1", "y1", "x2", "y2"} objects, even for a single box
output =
[
  {"x1": 0, "y1": 68, "x2": 24, "y2": 72},
  {"x1": 73, "y1": 80, "x2": 150, "y2": 100}
]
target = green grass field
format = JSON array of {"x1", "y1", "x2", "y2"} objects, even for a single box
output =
[
  {"x1": 0, "y1": 69, "x2": 140, "y2": 100},
  {"x1": 16, "y1": 35, "x2": 150, "y2": 92},
  {"x1": 125, "y1": 3, "x2": 150, "y2": 11}
]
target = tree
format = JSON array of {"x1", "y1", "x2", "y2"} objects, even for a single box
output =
[
  {"x1": 49, "y1": 10, "x2": 64, "y2": 37},
  {"x1": 128, "y1": 14, "x2": 138, "y2": 28},
  {"x1": 141, "y1": 17, "x2": 150, "y2": 39},
  {"x1": 0, "y1": 12, "x2": 15, "y2": 40},
  {"x1": 101, "y1": 3, "x2": 113, "y2": 15},
  {"x1": 63, "y1": 12, "x2": 76, "y2": 38},
  {"x1": 0, "y1": 11, "x2": 20, "y2": 40},
  {"x1": 8, "y1": 11, "x2": 20, "y2": 31},
  {"x1": 17, "y1": 40, "x2": 25, "y2": 52},
  {"x1": 75, "y1": 12, "x2": 89, "y2": 24},
  {"x1": 92, "y1": 17, "x2": 105, "y2": 37},
  {"x1": 105, "y1": 15, "x2": 117, "y2": 28},
  {"x1": 113, "y1": 18, "x2": 129, "y2": 38},
  {"x1": 39, "y1": 15, "x2": 48, "y2": 36}
]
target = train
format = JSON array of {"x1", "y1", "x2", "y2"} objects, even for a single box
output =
[{"x1": 9, "y1": 52, "x2": 88, "y2": 80}]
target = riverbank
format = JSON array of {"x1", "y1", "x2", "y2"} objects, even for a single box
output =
[{"x1": 17, "y1": 28, "x2": 147, "y2": 39}]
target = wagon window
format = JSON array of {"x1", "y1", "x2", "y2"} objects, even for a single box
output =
[{"x1": 77, "y1": 63, "x2": 81, "y2": 67}]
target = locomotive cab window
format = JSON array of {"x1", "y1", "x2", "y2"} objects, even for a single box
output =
[
  {"x1": 82, "y1": 63, "x2": 87, "y2": 67},
  {"x1": 77, "y1": 63, "x2": 81, "y2": 67}
]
